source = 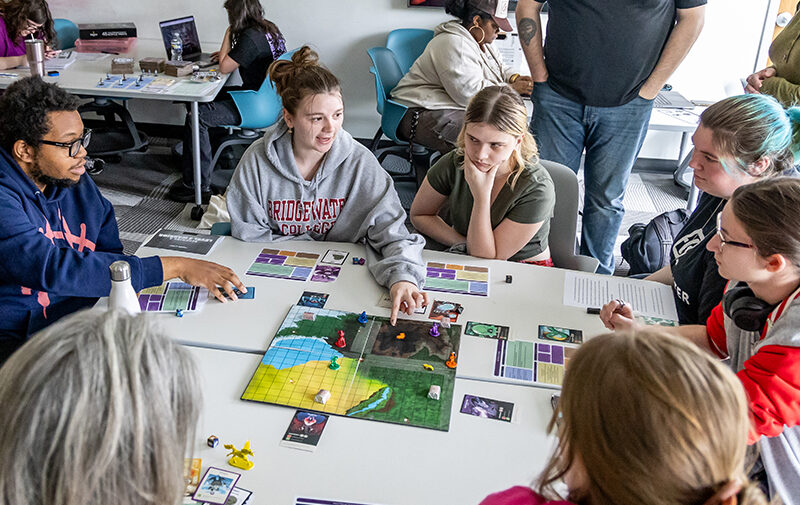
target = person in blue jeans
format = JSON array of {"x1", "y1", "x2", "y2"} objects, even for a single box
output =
[{"x1": 516, "y1": 0, "x2": 706, "y2": 274}]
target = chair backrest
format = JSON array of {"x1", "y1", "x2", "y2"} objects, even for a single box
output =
[
  {"x1": 227, "y1": 48, "x2": 298, "y2": 129},
  {"x1": 53, "y1": 18, "x2": 79, "y2": 50},
  {"x1": 386, "y1": 28, "x2": 434, "y2": 75},
  {"x1": 539, "y1": 159, "x2": 600, "y2": 273},
  {"x1": 367, "y1": 46, "x2": 404, "y2": 116}
]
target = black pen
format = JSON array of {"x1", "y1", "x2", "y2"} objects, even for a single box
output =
[
  {"x1": 101, "y1": 51, "x2": 119, "y2": 55},
  {"x1": 586, "y1": 307, "x2": 601, "y2": 315}
]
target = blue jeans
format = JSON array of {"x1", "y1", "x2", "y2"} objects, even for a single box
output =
[
  {"x1": 532, "y1": 81, "x2": 653, "y2": 274},
  {"x1": 181, "y1": 97, "x2": 241, "y2": 191}
]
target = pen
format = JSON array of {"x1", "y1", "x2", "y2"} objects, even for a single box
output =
[
  {"x1": 586, "y1": 307, "x2": 601, "y2": 315},
  {"x1": 0, "y1": 73, "x2": 18, "y2": 77},
  {"x1": 101, "y1": 51, "x2": 120, "y2": 55}
]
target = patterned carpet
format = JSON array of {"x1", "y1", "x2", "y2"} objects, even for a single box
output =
[{"x1": 91, "y1": 140, "x2": 689, "y2": 273}]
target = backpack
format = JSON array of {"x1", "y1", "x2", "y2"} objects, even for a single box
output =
[{"x1": 621, "y1": 208, "x2": 690, "y2": 275}]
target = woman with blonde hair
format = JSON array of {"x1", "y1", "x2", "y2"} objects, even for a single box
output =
[
  {"x1": 481, "y1": 330, "x2": 766, "y2": 505},
  {"x1": 0, "y1": 309, "x2": 200, "y2": 505},
  {"x1": 410, "y1": 85, "x2": 555, "y2": 264}
]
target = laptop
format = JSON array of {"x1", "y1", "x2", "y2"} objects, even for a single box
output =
[
  {"x1": 654, "y1": 90, "x2": 695, "y2": 109},
  {"x1": 158, "y1": 16, "x2": 214, "y2": 64}
]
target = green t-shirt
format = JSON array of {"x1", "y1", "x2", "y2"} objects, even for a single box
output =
[{"x1": 426, "y1": 151, "x2": 555, "y2": 261}]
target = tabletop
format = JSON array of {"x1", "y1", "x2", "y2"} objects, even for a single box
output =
[
  {"x1": 188, "y1": 345, "x2": 559, "y2": 505},
  {"x1": 0, "y1": 38, "x2": 229, "y2": 102}
]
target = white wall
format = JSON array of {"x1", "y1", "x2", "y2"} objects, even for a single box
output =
[{"x1": 49, "y1": 0, "x2": 776, "y2": 156}]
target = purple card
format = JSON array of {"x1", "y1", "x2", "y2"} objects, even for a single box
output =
[
  {"x1": 459, "y1": 394, "x2": 514, "y2": 422},
  {"x1": 311, "y1": 265, "x2": 341, "y2": 282}
]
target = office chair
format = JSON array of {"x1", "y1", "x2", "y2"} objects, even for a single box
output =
[
  {"x1": 386, "y1": 28, "x2": 434, "y2": 74},
  {"x1": 539, "y1": 160, "x2": 601, "y2": 273},
  {"x1": 53, "y1": 18, "x2": 79, "y2": 50}
]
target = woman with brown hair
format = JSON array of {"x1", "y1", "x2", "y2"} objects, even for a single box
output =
[
  {"x1": 0, "y1": 0, "x2": 57, "y2": 70},
  {"x1": 410, "y1": 85, "x2": 555, "y2": 264},
  {"x1": 169, "y1": 0, "x2": 286, "y2": 203},
  {"x1": 602, "y1": 177, "x2": 800, "y2": 504},
  {"x1": 482, "y1": 330, "x2": 766, "y2": 505},
  {"x1": 226, "y1": 46, "x2": 428, "y2": 325}
]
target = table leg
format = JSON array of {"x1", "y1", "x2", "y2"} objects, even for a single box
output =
[{"x1": 190, "y1": 101, "x2": 204, "y2": 220}]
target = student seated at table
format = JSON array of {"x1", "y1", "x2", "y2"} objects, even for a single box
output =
[
  {"x1": 0, "y1": 0, "x2": 58, "y2": 70},
  {"x1": 0, "y1": 77, "x2": 245, "y2": 363},
  {"x1": 481, "y1": 330, "x2": 766, "y2": 505},
  {"x1": 409, "y1": 85, "x2": 554, "y2": 265},
  {"x1": 168, "y1": 0, "x2": 286, "y2": 203},
  {"x1": 226, "y1": 46, "x2": 427, "y2": 324},
  {"x1": 600, "y1": 177, "x2": 800, "y2": 504},
  {"x1": 645, "y1": 94, "x2": 799, "y2": 325},
  {"x1": 0, "y1": 309, "x2": 200, "y2": 505},
  {"x1": 390, "y1": 0, "x2": 533, "y2": 154}
]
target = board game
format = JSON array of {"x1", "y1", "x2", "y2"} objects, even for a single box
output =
[
  {"x1": 492, "y1": 340, "x2": 575, "y2": 388},
  {"x1": 138, "y1": 282, "x2": 207, "y2": 312},
  {"x1": 242, "y1": 305, "x2": 461, "y2": 431},
  {"x1": 246, "y1": 249, "x2": 320, "y2": 281},
  {"x1": 424, "y1": 262, "x2": 489, "y2": 296}
]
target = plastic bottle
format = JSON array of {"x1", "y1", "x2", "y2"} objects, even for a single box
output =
[
  {"x1": 170, "y1": 32, "x2": 183, "y2": 61},
  {"x1": 108, "y1": 260, "x2": 141, "y2": 314}
]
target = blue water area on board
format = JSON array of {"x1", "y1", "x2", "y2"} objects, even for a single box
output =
[
  {"x1": 347, "y1": 386, "x2": 392, "y2": 416},
  {"x1": 261, "y1": 336, "x2": 342, "y2": 369}
]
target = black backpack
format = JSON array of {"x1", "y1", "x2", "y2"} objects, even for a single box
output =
[{"x1": 621, "y1": 208, "x2": 690, "y2": 275}]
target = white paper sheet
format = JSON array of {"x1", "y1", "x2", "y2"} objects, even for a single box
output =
[{"x1": 563, "y1": 271, "x2": 679, "y2": 320}]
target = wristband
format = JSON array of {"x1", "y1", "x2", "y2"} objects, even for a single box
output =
[{"x1": 509, "y1": 73, "x2": 520, "y2": 84}]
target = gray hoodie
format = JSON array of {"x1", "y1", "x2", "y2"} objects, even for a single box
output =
[{"x1": 227, "y1": 120, "x2": 426, "y2": 290}]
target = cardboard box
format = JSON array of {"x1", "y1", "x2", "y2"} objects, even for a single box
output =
[{"x1": 78, "y1": 23, "x2": 137, "y2": 40}]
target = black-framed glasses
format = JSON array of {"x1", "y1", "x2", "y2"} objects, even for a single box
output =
[
  {"x1": 39, "y1": 130, "x2": 92, "y2": 157},
  {"x1": 716, "y1": 213, "x2": 754, "y2": 250}
]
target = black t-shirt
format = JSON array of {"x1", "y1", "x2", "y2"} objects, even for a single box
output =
[
  {"x1": 670, "y1": 193, "x2": 726, "y2": 325},
  {"x1": 227, "y1": 26, "x2": 285, "y2": 91},
  {"x1": 537, "y1": 0, "x2": 706, "y2": 107}
]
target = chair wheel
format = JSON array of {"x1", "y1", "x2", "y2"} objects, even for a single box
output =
[{"x1": 190, "y1": 205, "x2": 204, "y2": 221}]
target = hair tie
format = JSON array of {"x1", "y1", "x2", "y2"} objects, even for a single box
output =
[{"x1": 701, "y1": 479, "x2": 742, "y2": 505}]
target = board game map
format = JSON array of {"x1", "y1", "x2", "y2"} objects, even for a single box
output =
[
  {"x1": 242, "y1": 305, "x2": 462, "y2": 431},
  {"x1": 246, "y1": 249, "x2": 320, "y2": 281},
  {"x1": 424, "y1": 262, "x2": 489, "y2": 296},
  {"x1": 493, "y1": 340, "x2": 575, "y2": 387},
  {"x1": 138, "y1": 282, "x2": 207, "y2": 312}
]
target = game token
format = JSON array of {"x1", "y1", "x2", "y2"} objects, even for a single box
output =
[
  {"x1": 357, "y1": 311, "x2": 368, "y2": 324},
  {"x1": 207, "y1": 435, "x2": 219, "y2": 448},
  {"x1": 396, "y1": 332, "x2": 406, "y2": 340},
  {"x1": 358, "y1": 258, "x2": 365, "y2": 265},
  {"x1": 445, "y1": 352, "x2": 457, "y2": 369},
  {"x1": 334, "y1": 330, "x2": 346, "y2": 348},
  {"x1": 352, "y1": 257, "x2": 360, "y2": 264},
  {"x1": 224, "y1": 441, "x2": 254, "y2": 471},
  {"x1": 428, "y1": 385, "x2": 441, "y2": 400},
  {"x1": 175, "y1": 309, "x2": 184, "y2": 317},
  {"x1": 314, "y1": 389, "x2": 331, "y2": 404},
  {"x1": 429, "y1": 323, "x2": 440, "y2": 337},
  {"x1": 423, "y1": 363, "x2": 434, "y2": 371},
  {"x1": 329, "y1": 356, "x2": 340, "y2": 370},
  {"x1": 505, "y1": 275, "x2": 512, "y2": 283}
]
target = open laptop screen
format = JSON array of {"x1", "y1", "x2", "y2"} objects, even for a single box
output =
[{"x1": 159, "y1": 16, "x2": 202, "y2": 59}]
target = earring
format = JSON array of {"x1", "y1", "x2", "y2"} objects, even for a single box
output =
[{"x1": 468, "y1": 23, "x2": 485, "y2": 45}]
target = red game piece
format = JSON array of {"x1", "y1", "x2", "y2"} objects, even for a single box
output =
[{"x1": 334, "y1": 330, "x2": 346, "y2": 348}]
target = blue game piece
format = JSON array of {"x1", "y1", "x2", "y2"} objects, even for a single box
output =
[
  {"x1": 175, "y1": 309, "x2": 184, "y2": 317},
  {"x1": 357, "y1": 311, "x2": 368, "y2": 324},
  {"x1": 352, "y1": 257, "x2": 360, "y2": 264}
]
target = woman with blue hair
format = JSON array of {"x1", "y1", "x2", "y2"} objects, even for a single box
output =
[{"x1": 646, "y1": 94, "x2": 800, "y2": 324}]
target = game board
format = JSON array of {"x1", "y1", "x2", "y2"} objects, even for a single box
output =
[
  {"x1": 492, "y1": 340, "x2": 575, "y2": 388},
  {"x1": 246, "y1": 249, "x2": 320, "y2": 281},
  {"x1": 424, "y1": 262, "x2": 489, "y2": 296},
  {"x1": 138, "y1": 281, "x2": 208, "y2": 312},
  {"x1": 242, "y1": 305, "x2": 462, "y2": 431}
]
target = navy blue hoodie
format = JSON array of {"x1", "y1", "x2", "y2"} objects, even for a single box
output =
[{"x1": 0, "y1": 147, "x2": 163, "y2": 343}]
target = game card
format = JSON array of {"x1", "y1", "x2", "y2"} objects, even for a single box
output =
[
  {"x1": 460, "y1": 394, "x2": 514, "y2": 422},
  {"x1": 192, "y1": 467, "x2": 240, "y2": 504},
  {"x1": 183, "y1": 458, "x2": 202, "y2": 496},
  {"x1": 321, "y1": 249, "x2": 349, "y2": 265},
  {"x1": 311, "y1": 265, "x2": 341, "y2": 282},
  {"x1": 222, "y1": 487, "x2": 252, "y2": 504},
  {"x1": 280, "y1": 410, "x2": 330, "y2": 452},
  {"x1": 635, "y1": 315, "x2": 679, "y2": 327},
  {"x1": 221, "y1": 287, "x2": 255, "y2": 300},
  {"x1": 538, "y1": 325, "x2": 583, "y2": 344},
  {"x1": 429, "y1": 300, "x2": 462, "y2": 322},
  {"x1": 295, "y1": 498, "x2": 388, "y2": 505},
  {"x1": 298, "y1": 291, "x2": 329, "y2": 308},
  {"x1": 465, "y1": 321, "x2": 509, "y2": 340},
  {"x1": 376, "y1": 292, "x2": 427, "y2": 313}
]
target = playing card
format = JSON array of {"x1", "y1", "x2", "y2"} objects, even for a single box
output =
[
  {"x1": 460, "y1": 394, "x2": 514, "y2": 422},
  {"x1": 538, "y1": 325, "x2": 583, "y2": 344},
  {"x1": 298, "y1": 291, "x2": 329, "y2": 308},
  {"x1": 321, "y1": 249, "x2": 349, "y2": 265},
  {"x1": 192, "y1": 467, "x2": 240, "y2": 504},
  {"x1": 280, "y1": 410, "x2": 330, "y2": 452},
  {"x1": 311, "y1": 265, "x2": 341, "y2": 282},
  {"x1": 464, "y1": 321, "x2": 509, "y2": 340},
  {"x1": 429, "y1": 300, "x2": 462, "y2": 322}
]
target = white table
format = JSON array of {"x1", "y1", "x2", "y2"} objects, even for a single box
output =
[
  {"x1": 189, "y1": 345, "x2": 558, "y2": 505},
  {"x1": 648, "y1": 107, "x2": 704, "y2": 211},
  {"x1": 134, "y1": 239, "x2": 610, "y2": 362},
  {"x1": 0, "y1": 38, "x2": 229, "y2": 216}
]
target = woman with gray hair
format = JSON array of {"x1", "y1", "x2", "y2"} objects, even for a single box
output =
[{"x1": 0, "y1": 309, "x2": 200, "y2": 505}]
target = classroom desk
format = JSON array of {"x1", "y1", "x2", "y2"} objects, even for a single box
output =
[
  {"x1": 188, "y1": 345, "x2": 558, "y2": 505},
  {"x1": 0, "y1": 38, "x2": 230, "y2": 216},
  {"x1": 134, "y1": 239, "x2": 610, "y2": 359}
]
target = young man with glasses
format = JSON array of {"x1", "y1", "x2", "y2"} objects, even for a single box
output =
[{"x1": 0, "y1": 77, "x2": 247, "y2": 362}]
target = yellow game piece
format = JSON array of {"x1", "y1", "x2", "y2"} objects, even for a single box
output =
[
  {"x1": 423, "y1": 363, "x2": 434, "y2": 371},
  {"x1": 396, "y1": 332, "x2": 406, "y2": 340},
  {"x1": 224, "y1": 440, "x2": 255, "y2": 471}
]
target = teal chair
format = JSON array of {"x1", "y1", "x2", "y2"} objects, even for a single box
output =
[
  {"x1": 53, "y1": 18, "x2": 79, "y2": 50},
  {"x1": 207, "y1": 48, "x2": 297, "y2": 193},
  {"x1": 386, "y1": 28, "x2": 434, "y2": 74}
]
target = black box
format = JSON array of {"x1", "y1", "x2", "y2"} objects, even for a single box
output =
[{"x1": 78, "y1": 23, "x2": 137, "y2": 40}]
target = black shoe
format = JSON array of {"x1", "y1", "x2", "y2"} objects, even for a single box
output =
[{"x1": 168, "y1": 184, "x2": 211, "y2": 204}]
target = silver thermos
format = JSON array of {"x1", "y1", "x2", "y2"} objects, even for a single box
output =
[{"x1": 25, "y1": 39, "x2": 44, "y2": 77}]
